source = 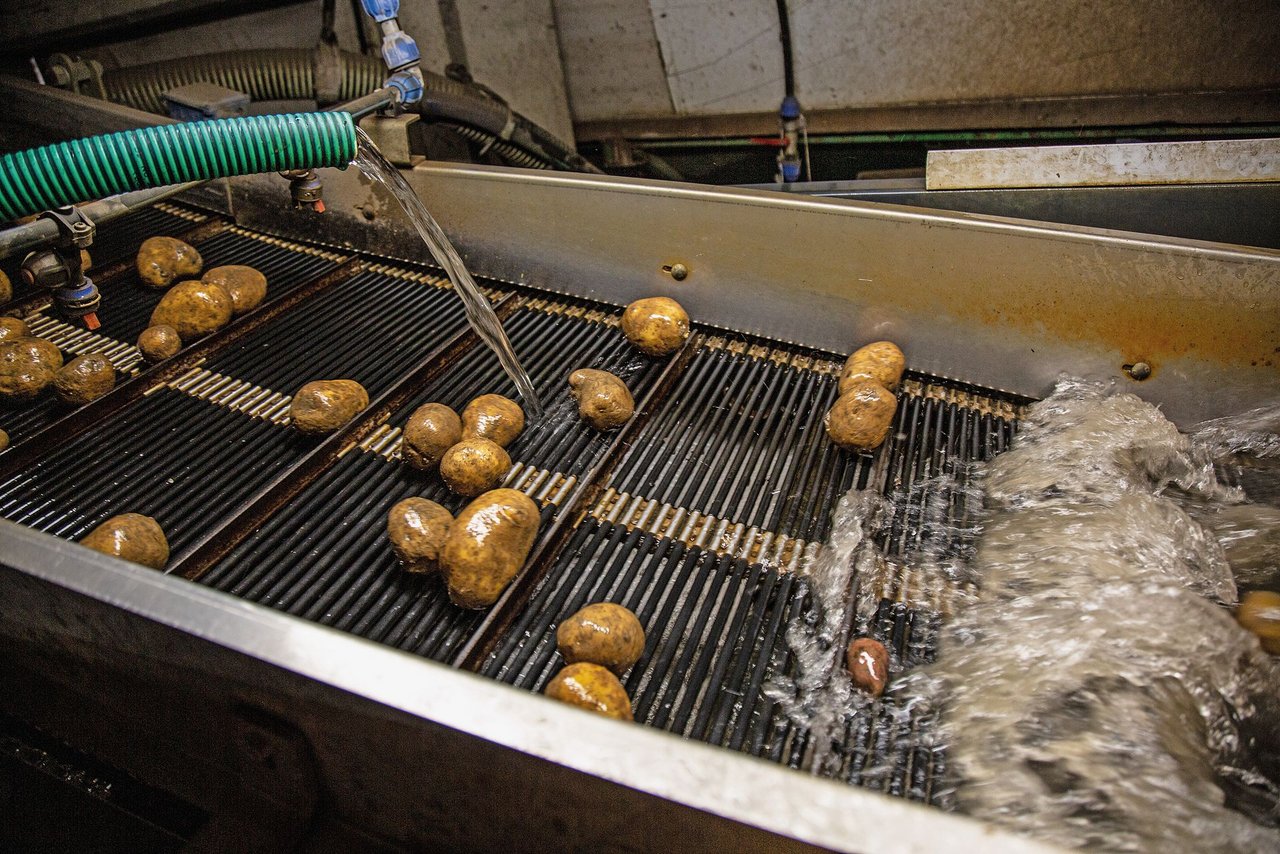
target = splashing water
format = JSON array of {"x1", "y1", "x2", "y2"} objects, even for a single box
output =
[{"x1": 353, "y1": 128, "x2": 543, "y2": 416}]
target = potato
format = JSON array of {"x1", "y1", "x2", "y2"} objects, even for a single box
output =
[
  {"x1": 825, "y1": 380, "x2": 897, "y2": 451},
  {"x1": 568, "y1": 368, "x2": 634, "y2": 430},
  {"x1": 839, "y1": 341, "x2": 905, "y2": 395},
  {"x1": 439, "y1": 438, "x2": 511, "y2": 497},
  {"x1": 1238, "y1": 590, "x2": 1280, "y2": 655},
  {"x1": 621, "y1": 296, "x2": 690, "y2": 357},
  {"x1": 80, "y1": 513, "x2": 169, "y2": 570},
  {"x1": 556, "y1": 603, "x2": 645, "y2": 674},
  {"x1": 387, "y1": 497, "x2": 453, "y2": 574},
  {"x1": 203, "y1": 265, "x2": 267, "y2": 315},
  {"x1": 461, "y1": 393, "x2": 524, "y2": 448},
  {"x1": 440, "y1": 487, "x2": 540, "y2": 608},
  {"x1": 545, "y1": 663, "x2": 634, "y2": 721},
  {"x1": 0, "y1": 316, "x2": 29, "y2": 342},
  {"x1": 53, "y1": 353, "x2": 115, "y2": 406},
  {"x1": 0, "y1": 428, "x2": 8, "y2": 451},
  {"x1": 80, "y1": 249, "x2": 91, "y2": 271},
  {"x1": 136, "y1": 236, "x2": 203, "y2": 289},
  {"x1": 401, "y1": 402, "x2": 462, "y2": 470},
  {"x1": 289, "y1": 379, "x2": 369, "y2": 435},
  {"x1": 0, "y1": 269, "x2": 11, "y2": 302},
  {"x1": 846, "y1": 637, "x2": 890, "y2": 697},
  {"x1": 0, "y1": 336, "x2": 62, "y2": 402},
  {"x1": 137, "y1": 325, "x2": 182, "y2": 363},
  {"x1": 149, "y1": 280, "x2": 233, "y2": 340}
]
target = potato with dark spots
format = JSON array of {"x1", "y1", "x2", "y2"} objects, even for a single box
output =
[
  {"x1": 461, "y1": 393, "x2": 524, "y2": 448},
  {"x1": 439, "y1": 438, "x2": 511, "y2": 497},
  {"x1": 545, "y1": 663, "x2": 634, "y2": 721},
  {"x1": 556, "y1": 603, "x2": 645, "y2": 675},
  {"x1": 441, "y1": 488, "x2": 540, "y2": 608},
  {"x1": 1238, "y1": 591, "x2": 1280, "y2": 655},
  {"x1": 53, "y1": 353, "x2": 115, "y2": 405},
  {"x1": 386, "y1": 497, "x2": 453, "y2": 574},
  {"x1": 0, "y1": 269, "x2": 10, "y2": 302},
  {"x1": 846, "y1": 637, "x2": 890, "y2": 697},
  {"x1": 203, "y1": 265, "x2": 267, "y2": 315},
  {"x1": 289, "y1": 379, "x2": 369, "y2": 435},
  {"x1": 0, "y1": 336, "x2": 62, "y2": 402},
  {"x1": 149, "y1": 280, "x2": 233, "y2": 340},
  {"x1": 401, "y1": 402, "x2": 462, "y2": 470},
  {"x1": 0, "y1": 316, "x2": 29, "y2": 342},
  {"x1": 80, "y1": 513, "x2": 169, "y2": 570},
  {"x1": 825, "y1": 380, "x2": 897, "y2": 452},
  {"x1": 568, "y1": 368, "x2": 634, "y2": 430},
  {"x1": 839, "y1": 341, "x2": 905, "y2": 395},
  {"x1": 136, "y1": 236, "x2": 203, "y2": 289},
  {"x1": 137, "y1": 325, "x2": 182, "y2": 363},
  {"x1": 621, "y1": 296, "x2": 690, "y2": 357}
]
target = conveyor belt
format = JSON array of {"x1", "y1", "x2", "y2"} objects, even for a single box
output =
[{"x1": 0, "y1": 202, "x2": 1032, "y2": 807}]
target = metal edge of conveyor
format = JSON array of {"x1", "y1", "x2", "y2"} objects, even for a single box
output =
[
  {"x1": 226, "y1": 163, "x2": 1280, "y2": 429},
  {"x1": 0, "y1": 520, "x2": 1064, "y2": 854}
]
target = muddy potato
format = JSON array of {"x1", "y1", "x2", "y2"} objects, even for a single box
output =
[
  {"x1": 1238, "y1": 590, "x2": 1280, "y2": 655},
  {"x1": 386, "y1": 497, "x2": 453, "y2": 574},
  {"x1": 846, "y1": 637, "x2": 890, "y2": 697},
  {"x1": 568, "y1": 368, "x2": 634, "y2": 430},
  {"x1": 461, "y1": 394, "x2": 524, "y2": 448},
  {"x1": 0, "y1": 336, "x2": 62, "y2": 402},
  {"x1": 439, "y1": 438, "x2": 511, "y2": 497},
  {"x1": 136, "y1": 236, "x2": 203, "y2": 289},
  {"x1": 839, "y1": 341, "x2": 905, "y2": 395},
  {"x1": 0, "y1": 316, "x2": 29, "y2": 342},
  {"x1": 80, "y1": 513, "x2": 169, "y2": 570},
  {"x1": 0, "y1": 429, "x2": 8, "y2": 451},
  {"x1": 0, "y1": 269, "x2": 10, "y2": 302},
  {"x1": 402, "y1": 402, "x2": 462, "y2": 470},
  {"x1": 620, "y1": 296, "x2": 689, "y2": 357},
  {"x1": 556, "y1": 602, "x2": 645, "y2": 674},
  {"x1": 545, "y1": 663, "x2": 634, "y2": 721},
  {"x1": 149, "y1": 280, "x2": 233, "y2": 340},
  {"x1": 441, "y1": 487, "x2": 540, "y2": 608},
  {"x1": 137, "y1": 325, "x2": 182, "y2": 363},
  {"x1": 53, "y1": 353, "x2": 115, "y2": 405},
  {"x1": 289, "y1": 379, "x2": 368, "y2": 435},
  {"x1": 825, "y1": 380, "x2": 897, "y2": 452},
  {"x1": 203, "y1": 265, "x2": 267, "y2": 315}
]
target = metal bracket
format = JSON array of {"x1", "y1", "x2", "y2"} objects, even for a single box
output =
[{"x1": 357, "y1": 112, "x2": 421, "y2": 167}]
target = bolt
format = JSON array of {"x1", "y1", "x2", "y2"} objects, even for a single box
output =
[
  {"x1": 1125, "y1": 361, "x2": 1152, "y2": 381},
  {"x1": 669, "y1": 263, "x2": 689, "y2": 281}
]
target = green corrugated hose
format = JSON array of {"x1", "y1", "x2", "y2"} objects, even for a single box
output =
[{"x1": 0, "y1": 112, "x2": 357, "y2": 222}]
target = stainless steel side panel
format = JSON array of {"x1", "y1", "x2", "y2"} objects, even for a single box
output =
[
  {"x1": 0, "y1": 520, "x2": 1058, "y2": 853},
  {"x1": 230, "y1": 164, "x2": 1280, "y2": 427}
]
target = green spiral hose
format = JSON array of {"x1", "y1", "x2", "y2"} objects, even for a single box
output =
[{"x1": 0, "y1": 112, "x2": 357, "y2": 222}]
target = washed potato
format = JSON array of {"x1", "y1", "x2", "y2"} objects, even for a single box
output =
[
  {"x1": 0, "y1": 316, "x2": 29, "y2": 342},
  {"x1": 53, "y1": 353, "x2": 115, "y2": 405},
  {"x1": 136, "y1": 236, "x2": 202, "y2": 289},
  {"x1": 149, "y1": 280, "x2": 233, "y2": 340},
  {"x1": 846, "y1": 637, "x2": 890, "y2": 697},
  {"x1": 441, "y1": 487, "x2": 540, "y2": 608},
  {"x1": 401, "y1": 402, "x2": 462, "y2": 470},
  {"x1": 556, "y1": 603, "x2": 645, "y2": 674},
  {"x1": 545, "y1": 663, "x2": 634, "y2": 721},
  {"x1": 839, "y1": 341, "x2": 905, "y2": 395},
  {"x1": 137, "y1": 325, "x2": 182, "y2": 363},
  {"x1": 825, "y1": 380, "x2": 897, "y2": 451},
  {"x1": 387, "y1": 497, "x2": 453, "y2": 574},
  {"x1": 568, "y1": 368, "x2": 634, "y2": 430},
  {"x1": 203, "y1": 265, "x2": 267, "y2": 315},
  {"x1": 289, "y1": 379, "x2": 369, "y2": 435},
  {"x1": 0, "y1": 428, "x2": 8, "y2": 451},
  {"x1": 440, "y1": 438, "x2": 511, "y2": 497},
  {"x1": 80, "y1": 249, "x2": 91, "y2": 271},
  {"x1": 461, "y1": 393, "x2": 524, "y2": 448},
  {"x1": 80, "y1": 513, "x2": 169, "y2": 570},
  {"x1": 621, "y1": 296, "x2": 689, "y2": 357},
  {"x1": 1238, "y1": 590, "x2": 1280, "y2": 655},
  {"x1": 0, "y1": 269, "x2": 11, "y2": 302},
  {"x1": 0, "y1": 336, "x2": 62, "y2": 402}
]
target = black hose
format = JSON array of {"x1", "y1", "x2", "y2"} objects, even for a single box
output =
[{"x1": 776, "y1": 0, "x2": 795, "y2": 98}]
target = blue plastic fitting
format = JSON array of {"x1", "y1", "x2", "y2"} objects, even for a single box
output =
[
  {"x1": 360, "y1": 0, "x2": 400, "y2": 23},
  {"x1": 381, "y1": 30, "x2": 421, "y2": 70},
  {"x1": 780, "y1": 95, "x2": 801, "y2": 121},
  {"x1": 385, "y1": 69, "x2": 423, "y2": 105}
]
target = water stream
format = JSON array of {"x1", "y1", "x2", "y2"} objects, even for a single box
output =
[{"x1": 353, "y1": 129, "x2": 543, "y2": 416}]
